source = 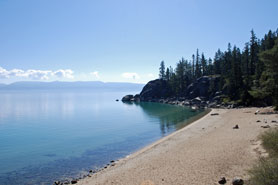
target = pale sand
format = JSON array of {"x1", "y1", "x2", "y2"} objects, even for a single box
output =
[{"x1": 78, "y1": 108, "x2": 278, "y2": 185}]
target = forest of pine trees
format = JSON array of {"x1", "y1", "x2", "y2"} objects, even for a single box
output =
[{"x1": 158, "y1": 29, "x2": 278, "y2": 110}]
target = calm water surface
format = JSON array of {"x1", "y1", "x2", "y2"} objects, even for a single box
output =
[{"x1": 0, "y1": 89, "x2": 204, "y2": 184}]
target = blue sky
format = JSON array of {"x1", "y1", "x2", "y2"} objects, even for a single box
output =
[{"x1": 0, "y1": 0, "x2": 277, "y2": 84}]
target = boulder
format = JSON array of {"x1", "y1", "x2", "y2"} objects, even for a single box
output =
[
  {"x1": 186, "y1": 76, "x2": 221, "y2": 99},
  {"x1": 71, "y1": 180, "x2": 78, "y2": 184},
  {"x1": 133, "y1": 94, "x2": 140, "y2": 102},
  {"x1": 232, "y1": 178, "x2": 244, "y2": 185},
  {"x1": 140, "y1": 79, "x2": 173, "y2": 101},
  {"x1": 121, "y1": 95, "x2": 134, "y2": 102}
]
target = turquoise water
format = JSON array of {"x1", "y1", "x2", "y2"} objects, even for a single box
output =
[{"x1": 0, "y1": 89, "x2": 204, "y2": 184}]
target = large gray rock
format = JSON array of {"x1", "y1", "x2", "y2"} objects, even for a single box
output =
[
  {"x1": 121, "y1": 95, "x2": 134, "y2": 102},
  {"x1": 186, "y1": 76, "x2": 221, "y2": 100},
  {"x1": 133, "y1": 94, "x2": 140, "y2": 102},
  {"x1": 140, "y1": 79, "x2": 173, "y2": 101}
]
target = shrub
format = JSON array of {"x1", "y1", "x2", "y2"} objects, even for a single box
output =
[
  {"x1": 248, "y1": 128, "x2": 278, "y2": 185},
  {"x1": 261, "y1": 128, "x2": 278, "y2": 157},
  {"x1": 248, "y1": 157, "x2": 278, "y2": 185}
]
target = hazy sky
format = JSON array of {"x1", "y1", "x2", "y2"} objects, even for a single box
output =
[{"x1": 0, "y1": 0, "x2": 277, "y2": 84}]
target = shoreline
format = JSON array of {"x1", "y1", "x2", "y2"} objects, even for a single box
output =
[
  {"x1": 57, "y1": 107, "x2": 211, "y2": 185},
  {"x1": 75, "y1": 107, "x2": 278, "y2": 185}
]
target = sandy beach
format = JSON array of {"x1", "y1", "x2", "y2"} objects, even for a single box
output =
[{"x1": 77, "y1": 108, "x2": 278, "y2": 185}]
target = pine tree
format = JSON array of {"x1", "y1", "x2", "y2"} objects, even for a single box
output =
[
  {"x1": 195, "y1": 49, "x2": 202, "y2": 78},
  {"x1": 213, "y1": 49, "x2": 222, "y2": 75},
  {"x1": 192, "y1": 54, "x2": 195, "y2": 78},
  {"x1": 259, "y1": 38, "x2": 278, "y2": 110},
  {"x1": 201, "y1": 53, "x2": 207, "y2": 76},
  {"x1": 207, "y1": 58, "x2": 213, "y2": 76},
  {"x1": 175, "y1": 58, "x2": 188, "y2": 95},
  {"x1": 165, "y1": 68, "x2": 170, "y2": 81},
  {"x1": 242, "y1": 43, "x2": 251, "y2": 88},
  {"x1": 159, "y1": 61, "x2": 166, "y2": 80},
  {"x1": 250, "y1": 29, "x2": 259, "y2": 76}
]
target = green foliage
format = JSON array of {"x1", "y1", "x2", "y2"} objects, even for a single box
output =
[
  {"x1": 261, "y1": 128, "x2": 278, "y2": 157},
  {"x1": 259, "y1": 38, "x2": 278, "y2": 108},
  {"x1": 157, "y1": 28, "x2": 278, "y2": 106},
  {"x1": 248, "y1": 129, "x2": 278, "y2": 185},
  {"x1": 248, "y1": 157, "x2": 278, "y2": 185},
  {"x1": 159, "y1": 61, "x2": 166, "y2": 80}
]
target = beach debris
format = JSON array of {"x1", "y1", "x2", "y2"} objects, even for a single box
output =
[
  {"x1": 218, "y1": 177, "x2": 227, "y2": 184},
  {"x1": 261, "y1": 125, "x2": 270, "y2": 128},
  {"x1": 232, "y1": 178, "x2": 244, "y2": 185},
  {"x1": 271, "y1": 120, "x2": 277, "y2": 123},
  {"x1": 211, "y1": 113, "x2": 219, "y2": 116},
  {"x1": 233, "y1": 124, "x2": 239, "y2": 129},
  {"x1": 71, "y1": 179, "x2": 78, "y2": 184},
  {"x1": 255, "y1": 110, "x2": 260, "y2": 115},
  {"x1": 110, "y1": 160, "x2": 115, "y2": 163},
  {"x1": 256, "y1": 120, "x2": 261, "y2": 122}
]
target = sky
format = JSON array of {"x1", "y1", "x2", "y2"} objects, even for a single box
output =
[{"x1": 0, "y1": 0, "x2": 277, "y2": 84}]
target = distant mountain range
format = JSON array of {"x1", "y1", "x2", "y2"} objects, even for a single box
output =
[{"x1": 0, "y1": 81, "x2": 145, "y2": 91}]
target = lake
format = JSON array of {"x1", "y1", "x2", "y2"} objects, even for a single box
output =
[{"x1": 0, "y1": 89, "x2": 204, "y2": 184}]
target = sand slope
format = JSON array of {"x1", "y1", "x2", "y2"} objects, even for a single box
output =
[{"x1": 78, "y1": 108, "x2": 278, "y2": 185}]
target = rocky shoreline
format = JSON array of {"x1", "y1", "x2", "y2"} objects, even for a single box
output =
[
  {"x1": 52, "y1": 160, "x2": 120, "y2": 185},
  {"x1": 121, "y1": 76, "x2": 245, "y2": 109},
  {"x1": 122, "y1": 94, "x2": 238, "y2": 109}
]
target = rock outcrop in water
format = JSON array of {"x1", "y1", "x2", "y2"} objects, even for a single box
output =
[
  {"x1": 122, "y1": 76, "x2": 230, "y2": 108},
  {"x1": 122, "y1": 95, "x2": 134, "y2": 102}
]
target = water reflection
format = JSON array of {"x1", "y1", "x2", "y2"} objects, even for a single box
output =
[{"x1": 123, "y1": 102, "x2": 204, "y2": 136}]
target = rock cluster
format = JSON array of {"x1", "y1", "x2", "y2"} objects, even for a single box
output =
[{"x1": 122, "y1": 76, "x2": 240, "y2": 109}]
